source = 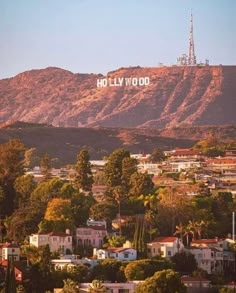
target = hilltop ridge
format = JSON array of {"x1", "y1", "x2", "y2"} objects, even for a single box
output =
[{"x1": 0, "y1": 65, "x2": 236, "y2": 128}]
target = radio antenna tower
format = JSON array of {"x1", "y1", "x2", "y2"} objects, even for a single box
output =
[{"x1": 188, "y1": 13, "x2": 197, "y2": 65}]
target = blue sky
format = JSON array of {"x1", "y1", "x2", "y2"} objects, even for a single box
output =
[{"x1": 0, "y1": 0, "x2": 235, "y2": 79}]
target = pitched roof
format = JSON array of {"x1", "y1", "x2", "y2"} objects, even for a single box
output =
[
  {"x1": 152, "y1": 237, "x2": 177, "y2": 243},
  {"x1": 181, "y1": 276, "x2": 210, "y2": 282},
  {"x1": 2, "y1": 242, "x2": 19, "y2": 248},
  {"x1": 77, "y1": 225, "x2": 107, "y2": 231},
  {"x1": 191, "y1": 238, "x2": 221, "y2": 244},
  {"x1": 48, "y1": 232, "x2": 72, "y2": 237}
]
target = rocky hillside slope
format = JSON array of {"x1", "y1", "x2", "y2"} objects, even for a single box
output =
[{"x1": 0, "y1": 65, "x2": 236, "y2": 128}]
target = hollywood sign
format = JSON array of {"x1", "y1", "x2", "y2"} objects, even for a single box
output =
[{"x1": 97, "y1": 77, "x2": 150, "y2": 88}]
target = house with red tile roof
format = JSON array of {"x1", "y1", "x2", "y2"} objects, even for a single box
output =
[
  {"x1": 95, "y1": 246, "x2": 137, "y2": 261},
  {"x1": 29, "y1": 230, "x2": 72, "y2": 254},
  {"x1": 147, "y1": 237, "x2": 184, "y2": 258},
  {"x1": 181, "y1": 275, "x2": 211, "y2": 293},
  {"x1": 187, "y1": 238, "x2": 235, "y2": 275},
  {"x1": 0, "y1": 242, "x2": 20, "y2": 261}
]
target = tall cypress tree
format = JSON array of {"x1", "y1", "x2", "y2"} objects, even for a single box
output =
[
  {"x1": 74, "y1": 149, "x2": 94, "y2": 191},
  {"x1": 5, "y1": 256, "x2": 16, "y2": 293}
]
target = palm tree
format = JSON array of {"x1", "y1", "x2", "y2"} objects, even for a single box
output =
[
  {"x1": 195, "y1": 220, "x2": 207, "y2": 239},
  {"x1": 174, "y1": 223, "x2": 185, "y2": 242},
  {"x1": 183, "y1": 225, "x2": 193, "y2": 246},
  {"x1": 62, "y1": 278, "x2": 80, "y2": 293},
  {"x1": 88, "y1": 280, "x2": 107, "y2": 293}
]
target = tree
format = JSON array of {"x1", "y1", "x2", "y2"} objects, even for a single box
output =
[
  {"x1": 171, "y1": 251, "x2": 197, "y2": 274},
  {"x1": 134, "y1": 269, "x2": 186, "y2": 293},
  {"x1": 121, "y1": 157, "x2": 137, "y2": 192},
  {"x1": 133, "y1": 215, "x2": 145, "y2": 257},
  {"x1": 45, "y1": 198, "x2": 72, "y2": 222},
  {"x1": 129, "y1": 172, "x2": 154, "y2": 198},
  {"x1": 6, "y1": 200, "x2": 46, "y2": 241},
  {"x1": 30, "y1": 178, "x2": 64, "y2": 203},
  {"x1": 90, "y1": 259, "x2": 125, "y2": 283},
  {"x1": 125, "y1": 259, "x2": 173, "y2": 281},
  {"x1": 89, "y1": 202, "x2": 117, "y2": 227},
  {"x1": 107, "y1": 235, "x2": 126, "y2": 247},
  {"x1": 150, "y1": 148, "x2": 165, "y2": 162},
  {"x1": 74, "y1": 149, "x2": 94, "y2": 191},
  {"x1": 104, "y1": 149, "x2": 130, "y2": 187},
  {"x1": 71, "y1": 192, "x2": 96, "y2": 226},
  {"x1": 0, "y1": 139, "x2": 26, "y2": 216},
  {"x1": 62, "y1": 278, "x2": 80, "y2": 293},
  {"x1": 43, "y1": 198, "x2": 73, "y2": 232},
  {"x1": 14, "y1": 174, "x2": 35, "y2": 208},
  {"x1": 88, "y1": 280, "x2": 107, "y2": 293},
  {"x1": 174, "y1": 223, "x2": 185, "y2": 242},
  {"x1": 5, "y1": 256, "x2": 17, "y2": 293},
  {"x1": 40, "y1": 153, "x2": 52, "y2": 181}
]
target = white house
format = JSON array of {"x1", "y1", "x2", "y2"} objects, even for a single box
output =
[
  {"x1": 0, "y1": 243, "x2": 20, "y2": 261},
  {"x1": 187, "y1": 246, "x2": 224, "y2": 274},
  {"x1": 51, "y1": 256, "x2": 98, "y2": 271},
  {"x1": 188, "y1": 238, "x2": 235, "y2": 274},
  {"x1": 147, "y1": 237, "x2": 184, "y2": 258},
  {"x1": 76, "y1": 225, "x2": 107, "y2": 248},
  {"x1": 95, "y1": 247, "x2": 137, "y2": 261},
  {"x1": 29, "y1": 231, "x2": 73, "y2": 253}
]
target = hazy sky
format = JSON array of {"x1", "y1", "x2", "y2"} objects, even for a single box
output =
[{"x1": 0, "y1": 0, "x2": 235, "y2": 79}]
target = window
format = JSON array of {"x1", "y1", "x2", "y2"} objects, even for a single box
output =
[
  {"x1": 68, "y1": 237, "x2": 71, "y2": 242},
  {"x1": 167, "y1": 251, "x2": 172, "y2": 256},
  {"x1": 124, "y1": 253, "x2": 129, "y2": 258}
]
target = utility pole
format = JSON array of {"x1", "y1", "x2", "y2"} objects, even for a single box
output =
[{"x1": 233, "y1": 212, "x2": 235, "y2": 241}]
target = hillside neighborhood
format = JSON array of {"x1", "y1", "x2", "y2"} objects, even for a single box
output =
[{"x1": 0, "y1": 139, "x2": 235, "y2": 292}]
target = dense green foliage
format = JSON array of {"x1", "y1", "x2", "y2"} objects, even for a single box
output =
[
  {"x1": 74, "y1": 149, "x2": 94, "y2": 191},
  {"x1": 134, "y1": 269, "x2": 187, "y2": 293}
]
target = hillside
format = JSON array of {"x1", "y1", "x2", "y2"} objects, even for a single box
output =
[
  {"x1": 0, "y1": 65, "x2": 236, "y2": 128},
  {"x1": 0, "y1": 122, "x2": 235, "y2": 166}
]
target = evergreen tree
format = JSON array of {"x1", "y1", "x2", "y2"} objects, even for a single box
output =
[
  {"x1": 40, "y1": 153, "x2": 52, "y2": 181},
  {"x1": 74, "y1": 149, "x2": 94, "y2": 191},
  {"x1": 5, "y1": 256, "x2": 16, "y2": 293},
  {"x1": 0, "y1": 139, "x2": 25, "y2": 216},
  {"x1": 104, "y1": 149, "x2": 130, "y2": 187}
]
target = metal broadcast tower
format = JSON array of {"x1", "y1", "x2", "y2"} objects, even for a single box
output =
[{"x1": 188, "y1": 13, "x2": 197, "y2": 65}]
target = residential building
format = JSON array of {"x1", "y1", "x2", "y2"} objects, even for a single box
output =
[
  {"x1": 169, "y1": 149, "x2": 202, "y2": 160},
  {"x1": 29, "y1": 231, "x2": 73, "y2": 253},
  {"x1": 168, "y1": 160, "x2": 201, "y2": 172},
  {"x1": 0, "y1": 243, "x2": 20, "y2": 261},
  {"x1": 76, "y1": 225, "x2": 107, "y2": 248},
  {"x1": 189, "y1": 238, "x2": 235, "y2": 274},
  {"x1": 147, "y1": 237, "x2": 184, "y2": 258},
  {"x1": 95, "y1": 247, "x2": 137, "y2": 261},
  {"x1": 181, "y1": 276, "x2": 211, "y2": 293}
]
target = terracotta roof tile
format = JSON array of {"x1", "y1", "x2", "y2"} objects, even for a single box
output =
[{"x1": 152, "y1": 237, "x2": 177, "y2": 243}]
